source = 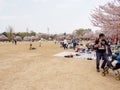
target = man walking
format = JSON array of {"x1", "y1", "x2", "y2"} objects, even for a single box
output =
[
  {"x1": 94, "y1": 33, "x2": 108, "y2": 72},
  {"x1": 72, "y1": 37, "x2": 77, "y2": 50}
]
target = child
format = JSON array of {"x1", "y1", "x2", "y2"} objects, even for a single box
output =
[{"x1": 29, "y1": 42, "x2": 36, "y2": 50}]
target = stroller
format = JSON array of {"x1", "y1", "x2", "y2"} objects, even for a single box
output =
[{"x1": 102, "y1": 52, "x2": 120, "y2": 80}]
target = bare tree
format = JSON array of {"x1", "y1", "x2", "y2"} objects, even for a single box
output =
[{"x1": 6, "y1": 26, "x2": 14, "y2": 40}]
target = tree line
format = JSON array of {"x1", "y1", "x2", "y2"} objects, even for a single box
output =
[{"x1": 0, "y1": 26, "x2": 93, "y2": 41}]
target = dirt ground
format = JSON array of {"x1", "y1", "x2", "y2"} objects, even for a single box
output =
[{"x1": 0, "y1": 41, "x2": 120, "y2": 90}]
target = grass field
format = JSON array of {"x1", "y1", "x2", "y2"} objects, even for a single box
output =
[{"x1": 0, "y1": 41, "x2": 120, "y2": 90}]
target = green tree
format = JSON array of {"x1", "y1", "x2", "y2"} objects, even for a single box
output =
[
  {"x1": 73, "y1": 28, "x2": 92, "y2": 38},
  {"x1": 16, "y1": 32, "x2": 28, "y2": 39},
  {"x1": 50, "y1": 34, "x2": 57, "y2": 40},
  {"x1": 2, "y1": 32, "x2": 8, "y2": 37},
  {"x1": 30, "y1": 31, "x2": 36, "y2": 36},
  {"x1": 75, "y1": 28, "x2": 85, "y2": 37}
]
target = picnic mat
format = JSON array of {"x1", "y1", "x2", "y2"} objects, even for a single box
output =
[{"x1": 54, "y1": 52, "x2": 96, "y2": 59}]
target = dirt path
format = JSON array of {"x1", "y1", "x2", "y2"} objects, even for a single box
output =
[{"x1": 0, "y1": 42, "x2": 120, "y2": 90}]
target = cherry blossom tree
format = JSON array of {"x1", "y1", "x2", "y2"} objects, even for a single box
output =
[{"x1": 91, "y1": 0, "x2": 120, "y2": 43}]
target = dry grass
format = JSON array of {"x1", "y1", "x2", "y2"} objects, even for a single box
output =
[{"x1": 0, "y1": 41, "x2": 120, "y2": 90}]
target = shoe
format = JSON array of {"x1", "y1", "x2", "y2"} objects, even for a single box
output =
[{"x1": 97, "y1": 69, "x2": 100, "y2": 72}]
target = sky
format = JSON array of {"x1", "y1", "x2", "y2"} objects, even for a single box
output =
[{"x1": 0, "y1": 0, "x2": 113, "y2": 34}]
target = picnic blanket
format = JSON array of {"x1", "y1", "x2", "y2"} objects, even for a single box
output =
[{"x1": 54, "y1": 52, "x2": 96, "y2": 60}]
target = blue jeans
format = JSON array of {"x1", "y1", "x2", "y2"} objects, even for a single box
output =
[{"x1": 96, "y1": 52, "x2": 108, "y2": 69}]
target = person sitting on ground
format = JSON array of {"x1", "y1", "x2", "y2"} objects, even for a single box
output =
[
  {"x1": 115, "y1": 46, "x2": 120, "y2": 55},
  {"x1": 68, "y1": 43, "x2": 73, "y2": 49},
  {"x1": 86, "y1": 43, "x2": 91, "y2": 52},
  {"x1": 29, "y1": 43, "x2": 36, "y2": 50},
  {"x1": 113, "y1": 55, "x2": 120, "y2": 70},
  {"x1": 76, "y1": 44, "x2": 81, "y2": 52},
  {"x1": 76, "y1": 44, "x2": 86, "y2": 53}
]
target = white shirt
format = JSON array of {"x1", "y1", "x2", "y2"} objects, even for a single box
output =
[{"x1": 64, "y1": 39, "x2": 67, "y2": 44}]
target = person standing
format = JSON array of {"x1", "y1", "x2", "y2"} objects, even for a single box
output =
[
  {"x1": 72, "y1": 37, "x2": 77, "y2": 50},
  {"x1": 63, "y1": 38, "x2": 68, "y2": 49},
  {"x1": 14, "y1": 39, "x2": 17, "y2": 45},
  {"x1": 39, "y1": 39, "x2": 42, "y2": 47},
  {"x1": 94, "y1": 33, "x2": 108, "y2": 72}
]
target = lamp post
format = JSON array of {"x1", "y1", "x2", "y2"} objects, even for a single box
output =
[
  {"x1": 26, "y1": 28, "x2": 29, "y2": 41},
  {"x1": 47, "y1": 27, "x2": 50, "y2": 40}
]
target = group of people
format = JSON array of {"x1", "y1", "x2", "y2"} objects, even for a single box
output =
[
  {"x1": 61, "y1": 37, "x2": 77, "y2": 50},
  {"x1": 61, "y1": 33, "x2": 120, "y2": 73},
  {"x1": 29, "y1": 39, "x2": 42, "y2": 50},
  {"x1": 94, "y1": 33, "x2": 120, "y2": 72}
]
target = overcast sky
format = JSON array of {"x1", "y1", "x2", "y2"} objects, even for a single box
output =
[{"x1": 0, "y1": 0, "x2": 113, "y2": 34}]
